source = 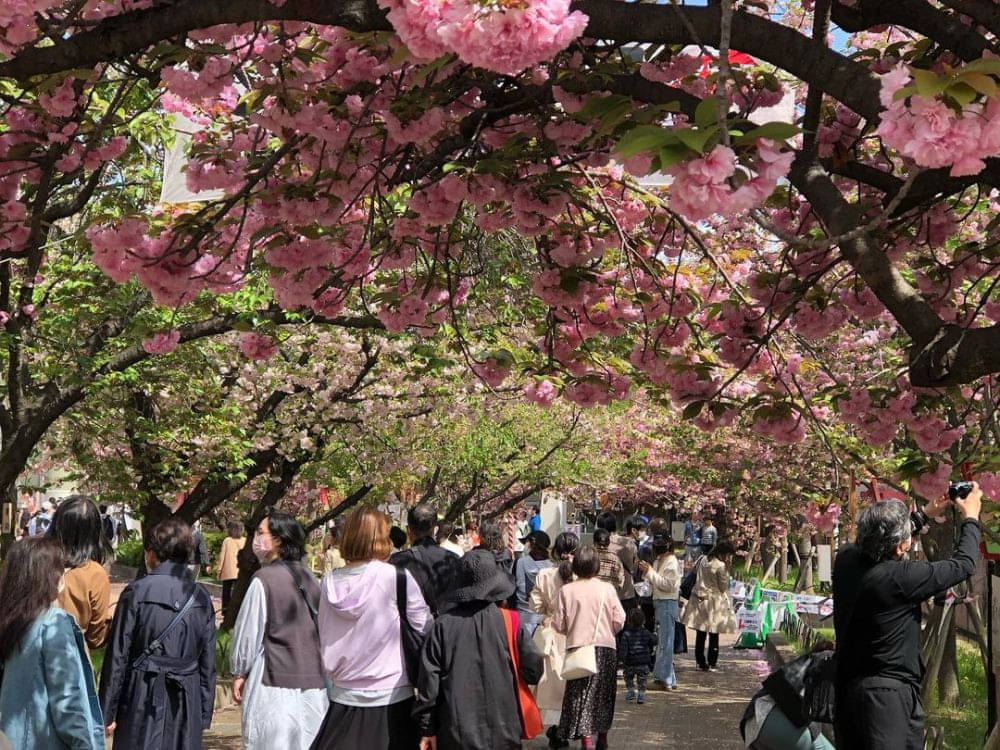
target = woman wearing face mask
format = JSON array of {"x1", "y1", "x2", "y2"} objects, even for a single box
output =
[
  {"x1": 0, "y1": 536, "x2": 105, "y2": 749},
  {"x1": 230, "y1": 512, "x2": 328, "y2": 750}
]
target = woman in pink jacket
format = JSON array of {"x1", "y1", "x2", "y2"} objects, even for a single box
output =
[
  {"x1": 554, "y1": 546, "x2": 626, "y2": 750},
  {"x1": 311, "y1": 508, "x2": 431, "y2": 750}
]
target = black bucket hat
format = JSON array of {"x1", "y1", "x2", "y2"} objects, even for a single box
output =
[{"x1": 441, "y1": 550, "x2": 515, "y2": 610}]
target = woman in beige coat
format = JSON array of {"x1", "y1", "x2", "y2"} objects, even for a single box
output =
[
  {"x1": 679, "y1": 542, "x2": 737, "y2": 671},
  {"x1": 529, "y1": 532, "x2": 579, "y2": 749},
  {"x1": 216, "y1": 520, "x2": 246, "y2": 619}
]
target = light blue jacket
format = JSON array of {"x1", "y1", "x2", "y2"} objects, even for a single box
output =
[{"x1": 0, "y1": 607, "x2": 104, "y2": 750}]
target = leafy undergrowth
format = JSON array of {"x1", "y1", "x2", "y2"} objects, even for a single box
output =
[
  {"x1": 90, "y1": 646, "x2": 104, "y2": 677},
  {"x1": 926, "y1": 642, "x2": 987, "y2": 749}
]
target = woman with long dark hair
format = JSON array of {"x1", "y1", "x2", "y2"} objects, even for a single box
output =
[
  {"x1": 99, "y1": 517, "x2": 217, "y2": 749},
  {"x1": 49, "y1": 495, "x2": 112, "y2": 649},
  {"x1": 554, "y1": 546, "x2": 626, "y2": 750},
  {"x1": 0, "y1": 536, "x2": 104, "y2": 749},
  {"x1": 679, "y1": 541, "x2": 737, "y2": 672},
  {"x1": 231, "y1": 511, "x2": 328, "y2": 750},
  {"x1": 529, "y1": 531, "x2": 580, "y2": 749}
]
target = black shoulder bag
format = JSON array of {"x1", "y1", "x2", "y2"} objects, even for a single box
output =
[
  {"x1": 395, "y1": 566, "x2": 426, "y2": 684},
  {"x1": 680, "y1": 557, "x2": 702, "y2": 600}
]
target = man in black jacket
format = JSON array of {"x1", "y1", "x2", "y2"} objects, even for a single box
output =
[
  {"x1": 833, "y1": 483, "x2": 983, "y2": 750},
  {"x1": 391, "y1": 503, "x2": 456, "y2": 615}
]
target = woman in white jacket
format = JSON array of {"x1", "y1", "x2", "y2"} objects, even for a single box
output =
[
  {"x1": 638, "y1": 529, "x2": 681, "y2": 690},
  {"x1": 529, "y1": 531, "x2": 580, "y2": 749}
]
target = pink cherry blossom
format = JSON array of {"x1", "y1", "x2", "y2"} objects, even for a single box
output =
[
  {"x1": 239, "y1": 332, "x2": 279, "y2": 360},
  {"x1": 142, "y1": 330, "x2": 181, "y2": 355}
]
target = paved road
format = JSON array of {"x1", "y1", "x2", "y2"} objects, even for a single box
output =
[{"x1": 204, "y1": 631, "x2": 765, "y2": 749}]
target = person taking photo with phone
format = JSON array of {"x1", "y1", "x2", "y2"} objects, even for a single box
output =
[{"x1": 832, "y1": 482, "x2": 985, "y2": 750}]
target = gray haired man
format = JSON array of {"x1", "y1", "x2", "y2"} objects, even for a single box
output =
[{"x1": 832, "y1": 484, "x2": 983, "y2": 749}]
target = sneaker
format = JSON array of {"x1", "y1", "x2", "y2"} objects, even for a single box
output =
[
  {"x1": 708, "y1": 666, "x2": 718, "y2": 672},
  {"x1": 637, "y1": 692, "x2": 646, "y2": 704},
  {"x1": 669, "y1": 684, "x2": 678, "y2": 690},
  {"x1": 625, "y1": 690, "x2": 636, "y2": 702}
]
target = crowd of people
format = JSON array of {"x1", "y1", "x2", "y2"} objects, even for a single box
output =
[
  {"x1": 0, "y1": 482, "x2": 987, "y2": 750},
  {"x1": 0, "y1": 496, "x2": 739, "y2": 750}
]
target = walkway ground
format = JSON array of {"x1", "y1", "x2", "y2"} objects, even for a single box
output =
[{"x1": 203, "y1": 631, "x2": 765, "y2": 749}]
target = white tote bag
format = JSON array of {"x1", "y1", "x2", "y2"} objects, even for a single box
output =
[{"x1": 560, "y1": 590, "x2": 604, "y2": 681}]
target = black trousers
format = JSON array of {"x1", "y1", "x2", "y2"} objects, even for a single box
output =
[
  {"x1": 695, "y1": 630, "x2": 719, "y2": 668},
  {"x1": 221, "y1": 579, "x2": 235, "y2": 617},
  {"x1": 639, "y1": 598, "x2": 655, "y2": 633},
  {"x1": 835, "y1": 677, "x2": 924, "y2": 750}
]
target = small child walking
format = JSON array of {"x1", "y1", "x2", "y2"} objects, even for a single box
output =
[{"x1": 617, "y1": 608, "x2": 657, "y2": 704}]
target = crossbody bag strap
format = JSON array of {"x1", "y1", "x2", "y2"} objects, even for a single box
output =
[
  {"x1": 283, "y1": 561, "x2": 320, "y2": 628},
  {"x1": 132, "y1": 590, "x2": 198, "y2": 667},
  {"x1": 395, "y1": 565, "x2": 409, "y2": 626},
  {"x1": 592, "y1": 588, "x2": 605, "y2": 642}
]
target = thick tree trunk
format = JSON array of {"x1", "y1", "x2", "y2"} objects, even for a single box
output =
[{"x1": 778, "y1": 535, "x2": 789, "y2": 583}]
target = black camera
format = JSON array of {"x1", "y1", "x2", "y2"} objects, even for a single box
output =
[{"x1": 948, "y1": 481, "x2": 974, "y2": 500}]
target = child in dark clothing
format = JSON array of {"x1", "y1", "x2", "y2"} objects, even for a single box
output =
[{"x1": 617, "y1": 607, "x2": 657, "y2": 704}]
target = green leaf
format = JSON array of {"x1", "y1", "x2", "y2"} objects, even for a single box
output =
[
  {"x1": 910, "y1": 68, "x2": 947, "y2": 98},
  {"x1": 734, "y1": 122, "x2": 801, "y2": 145},
  {"x1": 681, "y1": 400, "x2": 705, "y2": 420},
  {"x1": 959, "y1": 59, "x2": 1000, "y2": 76},
  {"x1": 576, "y1": 94, "x2": 631, "y2": 121},
  {"x1": 892, "y1": 84, "x2": 919, "y2": 102},
  {"x1": 695, "y1": 97, "x2": 720, "y2": 130},
  {"x1": 956, "y1": 71, "x2": 998, "y2": 98},
  {"x1": 675, "y1": 125, "x2": 718, "y2": 154},
  {"x1": 945, "y1": 81, "x2": 978, "y2": 108},
  {"x1": 613, "y1": 125, "x2": 679, "y2": 158},
  {"x1": 658, "y1": 143, "x2": 691, "y2": 169}
]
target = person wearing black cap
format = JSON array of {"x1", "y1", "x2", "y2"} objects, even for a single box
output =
[
  {"x1": 414, "y1": 550, "x2": 544, "y2": 750},
  {"x1": 514, "y1": 531, "x2": 553, "y2": 639}
]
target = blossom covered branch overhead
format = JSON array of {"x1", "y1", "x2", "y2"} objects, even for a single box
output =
[{"x1": 0, "y1": 0, "x2": 998, "y2": 500}]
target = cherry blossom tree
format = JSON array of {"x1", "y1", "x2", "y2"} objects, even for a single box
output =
[{"x1": 0, "y1": 0, "x2": 996, "y2": 487}]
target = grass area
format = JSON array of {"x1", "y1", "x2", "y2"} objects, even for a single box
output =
[
  {"x1": 926, "y1": 642, "x2": 988, "y2": 749},
  {"x1": 733, "y1": 560, "x2": 801, "y2": 592},
  {"x1": 90, "y1": 646, "x2": 105, "y2": 676}
]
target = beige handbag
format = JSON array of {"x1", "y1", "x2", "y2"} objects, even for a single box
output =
[{"x1": 560, "y1": 589, "x2": 604, "y2": 680}]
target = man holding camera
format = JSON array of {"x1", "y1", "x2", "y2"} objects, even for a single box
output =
[{"x1": 832, "y1": 482, "x2": 984, "y2": 749}]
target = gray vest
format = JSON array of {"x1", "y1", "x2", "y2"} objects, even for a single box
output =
[{"x1": 254, "y1": 562, "x2": 326, "y2": 689}]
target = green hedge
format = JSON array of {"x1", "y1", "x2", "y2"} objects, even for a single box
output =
[{"x1": 115, "y1": 536, "x2": 144, "y2": 568}]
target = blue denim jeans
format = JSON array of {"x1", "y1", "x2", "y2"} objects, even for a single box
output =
[{"x1": 653, "y1": 598, "x2": 678, "y2": 686}]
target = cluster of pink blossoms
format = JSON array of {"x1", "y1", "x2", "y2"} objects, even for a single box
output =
[
  {"x1": 377, "y1": 0, "x2": 588, "y2": 75},
  {"x1": 142, "y1": 330, "x2": 181, "y2": 355},
  {"x1": 804, "y1": 502, "x2": 841, "y2": 534},
  {"x1": 239, "y1": 332, "x2": 279, "y2": 360},
  {"x1": 877, "y1": 66, "x2": 1000, "y2": 177},
  {"x1": 669, "y1": 140, "x2": 794, "y2": 222},
  {"x1": 839, "y1": 387, "x2": 965, "y2": 452},
  {"x1": 751, "y1": 411, "x2": 806, "y2": 445}
]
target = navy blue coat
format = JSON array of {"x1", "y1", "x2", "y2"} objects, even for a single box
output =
[{"x1": 98, "y1": 562, "x2": 216, "y2": 750}]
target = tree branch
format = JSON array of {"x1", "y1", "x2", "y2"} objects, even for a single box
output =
[
  {"x1": 0, "y1": 2, "x2": 882, "y2": 122},
  {"x1": 830, "y1": 0, "x2": 996, "y2": 61},
  {"x1": 790, "y1": 157, "x2": 1000, "y2": 387},
  {"x1": 304, "y1": 484, "x2": 372, "y2": 533}
]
